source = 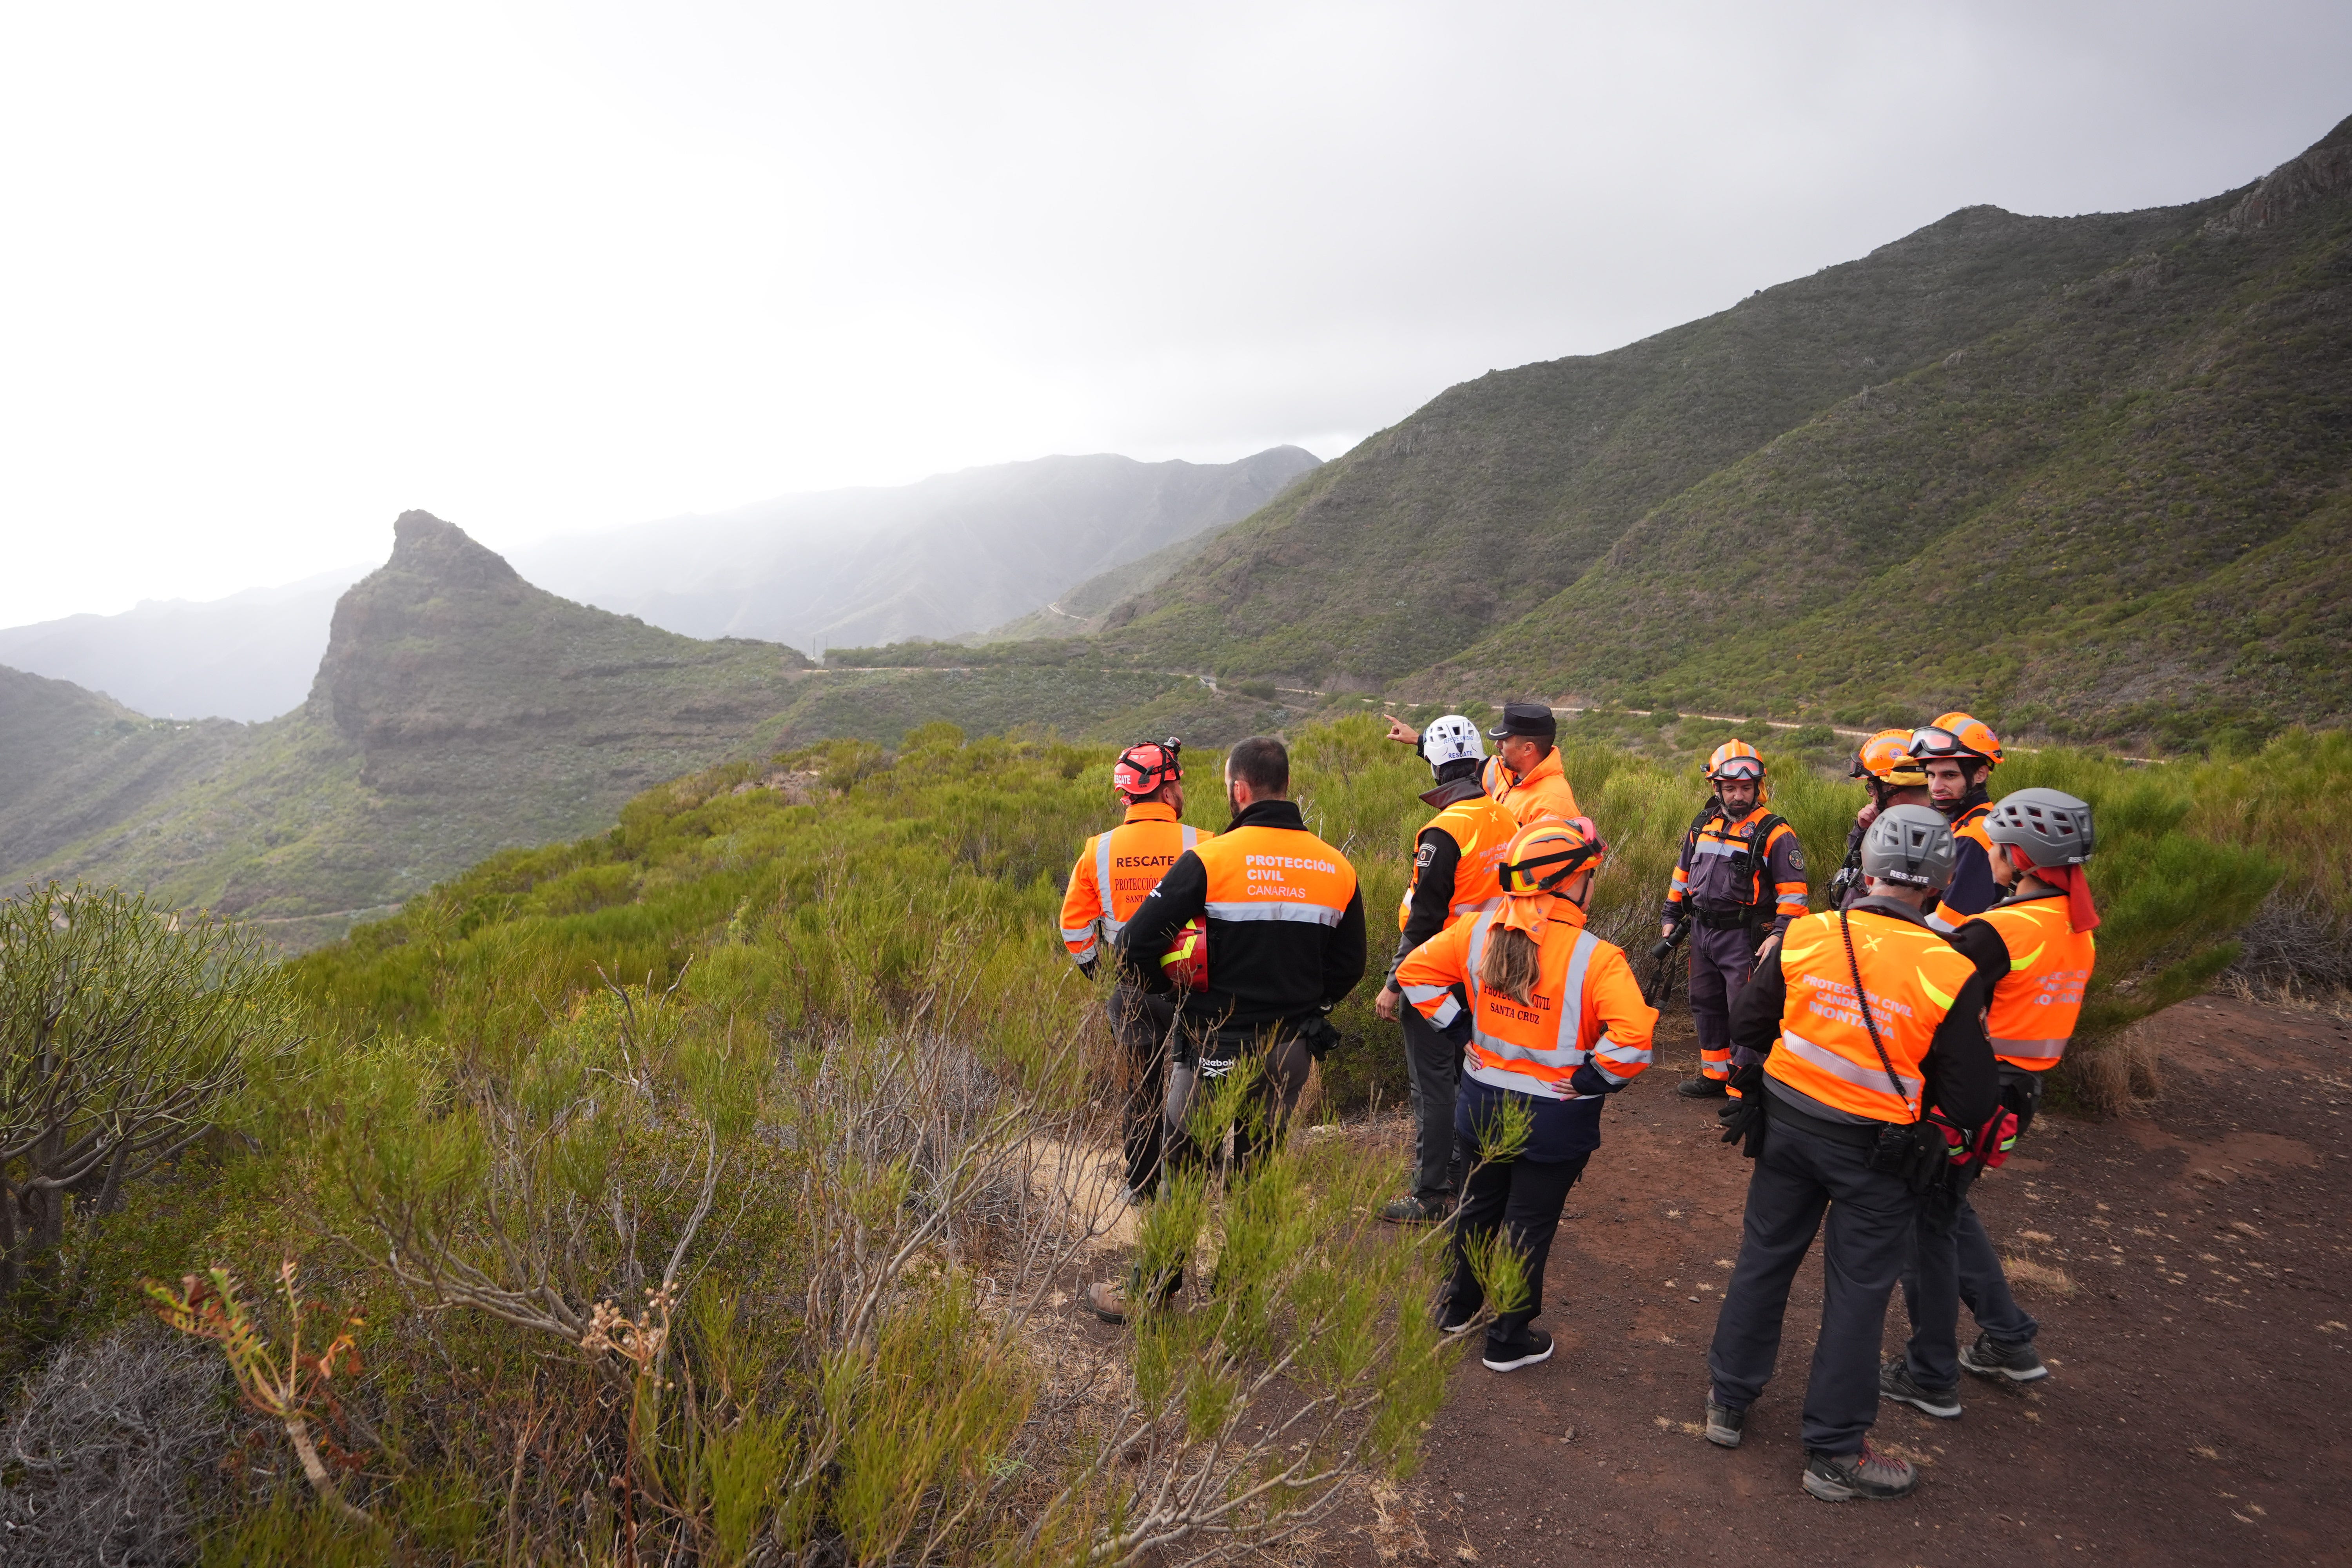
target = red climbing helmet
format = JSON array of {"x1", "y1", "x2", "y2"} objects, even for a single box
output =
[{"x1": 1113, "y1": 738, "x2": 1183, "y2": 797}]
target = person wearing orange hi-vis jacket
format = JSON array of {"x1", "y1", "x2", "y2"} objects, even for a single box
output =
[
  {"x1": 1384, "y1": 702, "x2": 1579, "y2": 826},
  {"x1": 1701, "y1": 805, "x2": 1996, "y2": 1503},
  {"x1": 1058, "y1": 739, "x2": 1208, "y2": 1202},
  {"x1": 1082, "y1": 735, "x2": 1367, "y2": 1325},
  {"x1": 1882, "y1": 788, "x2": 2099, "y2": 1419},
  {"x1": 1372, "y1": 715, "x2": 1519, "y2": 1226},
  {"x1": 1397, "y1": 817, "x2": 1656, "y2": 1373}
]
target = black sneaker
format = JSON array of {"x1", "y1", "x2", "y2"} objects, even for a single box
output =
[
  {"x1": 1802, "y1": 1443, "x2": 1918, "y2": 1501},
  {"x1": 1381, "y1": 1193, "x2": 1451, "y2": 1225},
  {"x1": 1481, "y1": 1329, "x2": 1555, "y2": 1372},
  {"x1": 1677, "y1": 1076, "x2": 1730, "y2": 1099},
  {"x1": 1878, "y1": 1358, "x2": 1962, "y2": 1419},
  {"x1": 1959, "y1": 1333, "x2": 2048, "y2": 1383},
  {"x1": 1704, "y1": 1400, "x2": 1746, "y2": 1448}
]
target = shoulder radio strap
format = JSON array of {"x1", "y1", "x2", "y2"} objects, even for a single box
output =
[{"x1": 1839, "y1": 908, "x2": 1912, "y2": 1114}]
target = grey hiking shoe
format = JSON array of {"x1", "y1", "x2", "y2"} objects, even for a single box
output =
[
  {"x1": 1959, "y1": 1333, "x2": 2048, "y2": 1382},
  {"x1": 1677, "y1": 1076, "x2": 1729, "y2": 1099},
  {"x1": 1381, "y1": 1192, "x2": 1451, "y2": 1225},
  {"x1": 1704, "y1": 1400, "x2": 1746, "y2": 1448},
  {"x1": 1878, "y1": 1358, "x2": 1962, "y2": 1419},
  {"x1": 1802, "y1": 1443, "x2": 1918, "y2": 1501}
]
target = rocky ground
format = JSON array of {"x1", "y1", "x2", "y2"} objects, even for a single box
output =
[{"x1": 1327, "y1": 994, "x2": 2350, "y2": 1566}]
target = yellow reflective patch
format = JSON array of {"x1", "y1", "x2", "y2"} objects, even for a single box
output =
[
  {"x1": 1919, "y1": 971, "x2": 1956, "y2": 1010},
  {"x1": 2011, "y1": 942, "x2": 2045, "y2": 972}
]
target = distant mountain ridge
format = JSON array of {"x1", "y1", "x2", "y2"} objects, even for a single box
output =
[
  {"x1": 2, "y1": 512, "x2": 811, "y2": 946},
  {"x1": 0, "y1": 567, "x2": 366, "y2": 722},
  {"x1": 512, "y1": 446, "x2": 1319, "y2": 654},
  {"x1": 0, "y1": 446, "x2": 1318, "y2": 724}
]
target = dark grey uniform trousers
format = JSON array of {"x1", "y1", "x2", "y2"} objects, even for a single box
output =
[
  {"x1": 1688, "y1": 920, "x2": 1764, "y2": 1078},
  {"x1": 1708, "y1": 1111, "x2": 1921, "y2": 1455},
  {"x1": 1399, "y1": 1002, "x2": 1465, "y2": 1201}
]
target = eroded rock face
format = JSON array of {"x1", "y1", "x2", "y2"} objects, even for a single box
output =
[{"x1": 2207, "y1": 113, "x2": 2352, "y2": 236}]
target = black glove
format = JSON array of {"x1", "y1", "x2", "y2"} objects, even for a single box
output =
[
  {"x1": 1077, "y1": 956, "x2": 1099, "y2": 981},
  {"x1": 1295, "y1": 1013, "x2": 1344, "y2": 1062},
  {"x1": 1715, "y1": 1063, "x2": 1767, "y2": 1159}
]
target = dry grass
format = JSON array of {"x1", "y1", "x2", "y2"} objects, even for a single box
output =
[{"x1": 2000, "y1": 1256, "x2": 2079, "y2": 1297}]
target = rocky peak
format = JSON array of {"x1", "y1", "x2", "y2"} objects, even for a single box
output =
[
  {"x1": 2207, "y1": 112, "x2": 2352, "y2": 236},
  {"x1": 387, "y1": 510, "x2": 524, "y2": 589}
]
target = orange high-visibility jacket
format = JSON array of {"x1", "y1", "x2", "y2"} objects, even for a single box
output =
[
  {"x1": 1060, "y1": 803, "x2": 1207, "y2": 966},
  {"x1": 1481, "y1": 746, "x2": 1580, "y2": 826},
  {"x1": 1927, "y1": 802, "x2": 2000, "y2": 933},
  {"x1": 1396, "y1": 902, "x2": 1656, "y2": 1100},
  {"x1": 1766, "y1": 907, "x2": 1977, "y2": 1123},
  {"x1": 1397, "y1": 793, "x2": 1518, "y2": 931},
  {"x1": 1967, "y1": 895, "x2": 2095, "y2": 1072}
]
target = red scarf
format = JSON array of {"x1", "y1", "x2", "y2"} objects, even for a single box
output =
[{"x1": 2022, "y1": 856, "x2": 2100, "y2": 933}]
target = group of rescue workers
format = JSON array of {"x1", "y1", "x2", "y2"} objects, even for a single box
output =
[{"x1": 1058, "y1": 703, "x2": 2098, "y2": 1504}]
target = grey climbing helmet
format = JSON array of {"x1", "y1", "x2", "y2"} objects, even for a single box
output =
[
  {"x1": 1984, "y1": 787, "x2": 2094, "y2": 867},
  {"x1": 1860, "y1": 803, "x2": 1956, "y2": 891}
]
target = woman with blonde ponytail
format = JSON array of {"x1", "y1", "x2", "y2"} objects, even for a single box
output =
[{"x1": 1396, "y1": 818, "x2": 1658, "y2": 1372}]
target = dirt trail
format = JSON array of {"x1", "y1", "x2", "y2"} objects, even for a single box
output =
[{"x1": 1324, "y1": 995, "x2": 2350, "y2": 1566}]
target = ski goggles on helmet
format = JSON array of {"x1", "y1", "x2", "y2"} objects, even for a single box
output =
[
  {"x1": 1704, "y1": 740, "x2": 1764, "y2": 782},
  {"x1": 1498, "y1": 817, "x2": 1605, "y2": 895},
  {"x1": 1909, "y1": 713, "x2": 2002, "y2": 767}
]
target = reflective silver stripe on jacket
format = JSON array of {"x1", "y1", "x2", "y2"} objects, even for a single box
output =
[
  {"x1": 1402, "y1": 981, "x2": 1459, "y2": 1029},
  {"x1": 1463, "y1": 917, "x2": 1602, "y2": 1074},
  {"x1": 1096, "y1": 833, "x2": 1115, "y2": 938},
  {"x1": 1465, "y1": 1057, "x2": 1575, "y2": 1100},
  {"x1": 1992, "y1": 1035, "x2": 2068, "y2": 1065},
  {"x1": 1204, "y1": 900, "x2": 1347, "y2": 926},
  {"x1": 1066, "y1": 940, "x2": 1099, "y2": 965},
  {"x1": 1451, "y1": 893, "x2": 1503, "y2": 918},
  {"x1": 1777, "y1": 1025, "x2": 1922, "y2": 1108}
]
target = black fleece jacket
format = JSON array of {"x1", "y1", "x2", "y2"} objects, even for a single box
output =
[
  {"x1": 1116, "y1": 798, "x2": 1369, "y2": 1034},
  {"x1": 1729, "y1": 895, "x2": 1998, "y2": 1131}
]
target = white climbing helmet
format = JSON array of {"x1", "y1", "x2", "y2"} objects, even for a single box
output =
[{"x1": 1419, "y1": 714, "x2": 1486, "y2": 773}]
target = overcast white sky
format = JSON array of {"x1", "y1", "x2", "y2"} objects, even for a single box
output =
[{"x1": 2, "y1": 1, "x2": 2347, "y2": 627}]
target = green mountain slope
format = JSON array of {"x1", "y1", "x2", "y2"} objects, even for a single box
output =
[
  {"x1": 1095, "y1": 201, "x2": 2207, "y2": 687},
  {"x1": 1434, "y1": 117, "x2": 2352, "y2": 744},
  {"x1": 5, "y1": 512, "x2": 813, "y2": 942}
]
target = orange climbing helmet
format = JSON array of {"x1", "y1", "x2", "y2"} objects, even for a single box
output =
[
  {"x1": 1851, "y1": 728, "x2": 1929, "y2": 788},
  {"x1": 1703, "y1": 739, "x2": 1766, "y2": 783},
  {"x1": 1498, "y1": 817, "x2": 1606, "y2": 896},
  {"x1": 1909, "y1": 712, "x2": 2003, "y2": 769}
]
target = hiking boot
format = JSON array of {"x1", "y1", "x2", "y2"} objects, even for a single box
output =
[
  {"x1": 1704, "y1": 1399, "x2": 1746, "y2": 1449},
  {"x1": 1481, "y1": 1328, "x2": 1554, "y2": 1373},
  {"x1": 1435, "y1": 1302, "x2": 1479, "y2": 1336},
  {"x1": 1677, "y1": 1076, "x2": 1729, "y2": 1099},
  {"x1": 1878, "y1": 1358, "x2": 1962, "y2": 1419},
  {"x1": 1802, "y1": 1443, "x2": 1918, "y2": 1502},
  {"x1": 1083, "y1": 1281, "x2": 1131, "y2": 1325},
  {"x1": 1381, "y1": 1192, "x2": 1452, "y2": 1225},
  {"x1": 1959, "y1": 1333, "x2": 2048, "y2": 1383}
]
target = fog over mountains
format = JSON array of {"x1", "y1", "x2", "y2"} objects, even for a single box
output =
[
  {"x1": 0, "y1": 446, "x2": 1318, "y2": 722},
  {"x1": 508, "y1": 447, "x2": 1319, "y2": 655},
  {"x1": 0, "y1": 568, "x2": 367, "y2": 722}
]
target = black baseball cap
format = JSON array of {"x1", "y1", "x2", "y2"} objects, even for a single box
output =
[{"x1": 1486, "y1": 702, "x2": 1557, "y2": 741}]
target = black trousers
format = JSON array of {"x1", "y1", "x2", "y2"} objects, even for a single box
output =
[
  {"x1": 1109, "y1": 985, "x2": 1178, "y2": 1196},
  {"x1": 1399, "y1": 1002, "x2": 1465, "y2": 1201},
  {"x1": 1708, "y1": 1112, "x2": 1920, "y2": 1455},
  {"x1": 1442, "y1": 1151, "x2": 1591, "y2": 1352},
  {"x1": 1141, "y1": 1028, "x2": 1314, "y2": 1300},
  {"x1": 1900, "y1": 1166, "x2": 2041, "y2": 1386}
]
